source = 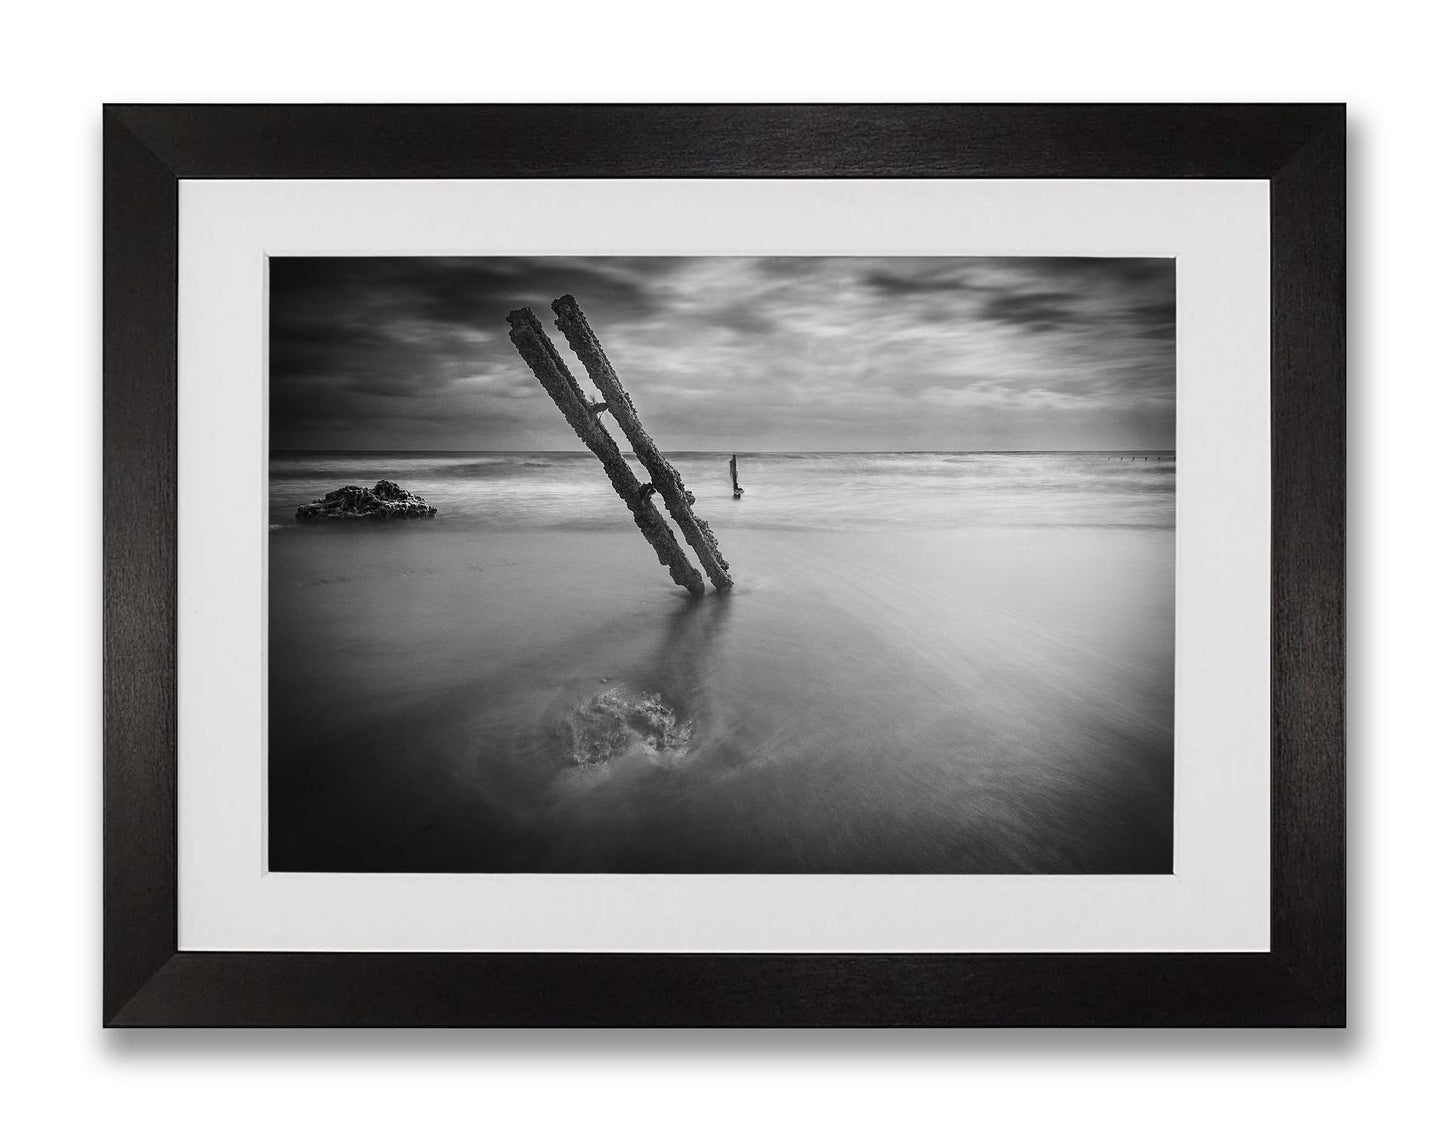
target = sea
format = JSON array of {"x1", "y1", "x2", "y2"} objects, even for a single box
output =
[
  {"x1": 268, "y1": 451, "x2": 1175, "y2": 874},
  {"x1": 271, "y1": 450, "x2": 1175, "y2": 533}
]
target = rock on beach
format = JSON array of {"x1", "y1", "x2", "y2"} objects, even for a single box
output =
[{"x1": 295, "y1": 480, "x2": 437, "y2": 522}]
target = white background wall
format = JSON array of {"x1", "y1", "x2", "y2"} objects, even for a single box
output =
[{"x1": 1, "y1": 2, "x2": 1432, "y2": 1123}]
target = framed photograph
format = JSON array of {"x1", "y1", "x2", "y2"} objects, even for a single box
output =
[{"x1": 104, "y1": 104, "x2": 1344, "y2": 1026}]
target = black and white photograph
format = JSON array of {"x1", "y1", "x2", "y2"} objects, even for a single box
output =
[{"x1": 268, "y1": 254, "x2": 1177, "y2": 875}]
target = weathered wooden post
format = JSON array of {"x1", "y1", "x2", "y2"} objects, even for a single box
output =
[
  {"x1": 729, "y1": 454, "x2": 743, "y2": 499},
  {"x1": 552, "y1": 295, "x2": 733, "y2": 592},
  {"x1": 506, "y1": 307, "x2": 706, "y2": 595}
]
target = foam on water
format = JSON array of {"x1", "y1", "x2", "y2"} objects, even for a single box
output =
[{"x1": 560, "y1": 683, "x2": 694, "y2": 768}]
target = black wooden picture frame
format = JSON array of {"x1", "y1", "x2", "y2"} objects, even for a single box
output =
[{"x1": 103, "y1": 104, "x2": 1344, "y2": 1027}]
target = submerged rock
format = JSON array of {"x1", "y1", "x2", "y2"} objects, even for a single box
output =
[
  {"x1": 561, "y1": 684, "x2": 692, "y2": 767},
  {"x1": 295, "y1": 479, "x2": 437, "y2": 522}
]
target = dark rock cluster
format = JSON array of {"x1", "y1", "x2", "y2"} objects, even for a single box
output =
[{"x1": 295, "y1": 480, "x2": 437, "y2": 522}]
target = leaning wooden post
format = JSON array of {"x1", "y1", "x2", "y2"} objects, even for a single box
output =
[
  {"x1": 552, "y1": 295, "x2": 734, "y2": 592},
  {"x1": 506, "y1": 308, "x2": 706, "y2": 596}
]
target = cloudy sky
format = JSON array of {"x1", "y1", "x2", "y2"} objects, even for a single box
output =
[{"x1": 270, "y1": 256, "x2": 1174, "y2": 451}]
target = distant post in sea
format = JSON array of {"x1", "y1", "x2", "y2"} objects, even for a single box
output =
[{"x1": 730, "y1": 455, "x2": 743, "y2": 499}]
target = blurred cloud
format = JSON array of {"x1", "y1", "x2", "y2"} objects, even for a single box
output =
[{"x1": 270, "y1": 256, "x2": 1174, "y2": 451}]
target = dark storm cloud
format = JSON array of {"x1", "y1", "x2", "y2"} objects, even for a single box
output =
[
  {"x1": 1124, "y1": 298, "x2": 1178, "y2": 341},
  {"x1": 977, "y1": 291, "x2": 1081, "y2": 332},
  {"x1": 270, "y1": 255, "x2": 1174, "y2": 451},
  {"x1": 1031, "y1": 256, "x2": 1174, "y2": 287},
  {"x1": 861, "y1": 269, "x2": 988, "y2": 297},
  {"x1": 270, "y1": 256, "x2": 661, "y2": 380}
]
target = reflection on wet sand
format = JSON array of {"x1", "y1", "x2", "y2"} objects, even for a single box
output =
[
  {"x1": 558, "y1": 595, "x2": 732, "y2": 767},
  {"x1": 270, "y1": 522, "x2": 1172, "y2": 874}
]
